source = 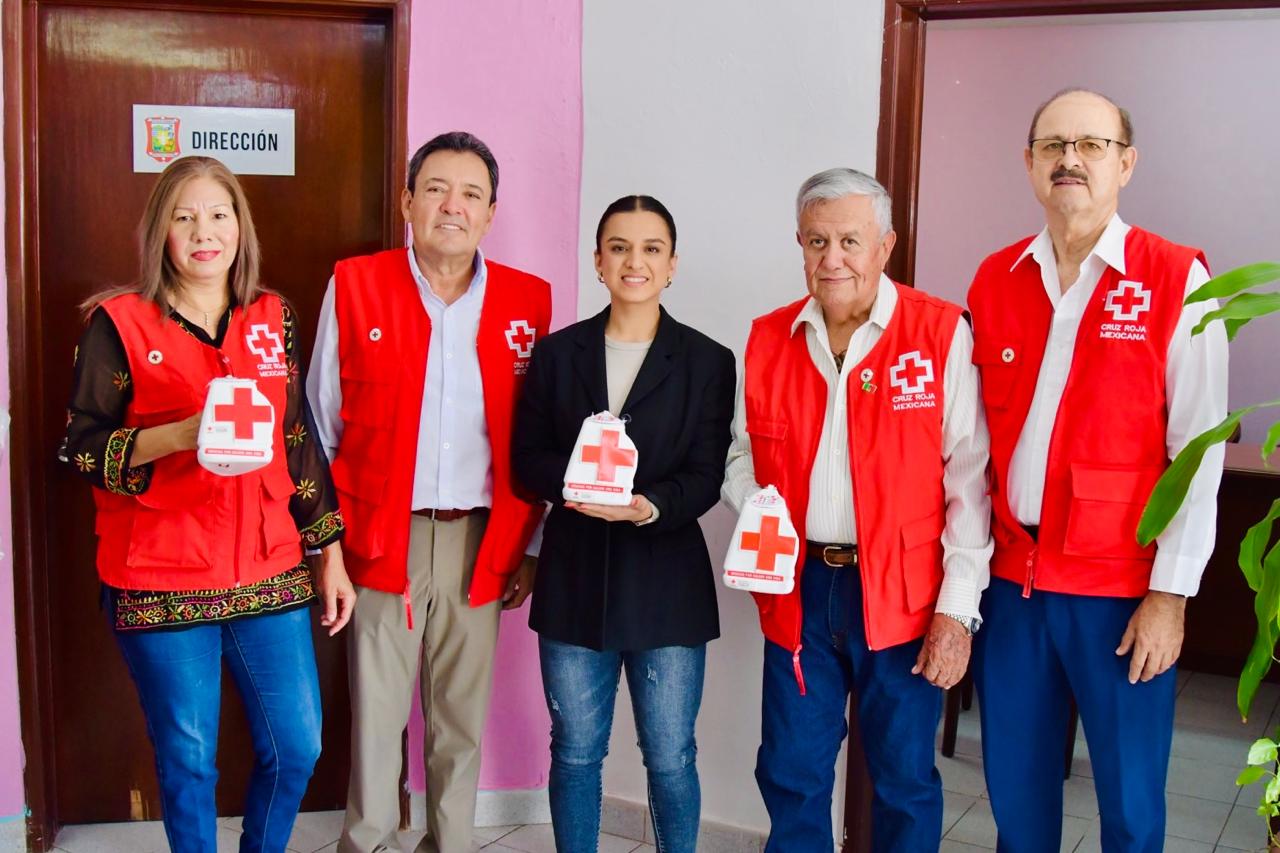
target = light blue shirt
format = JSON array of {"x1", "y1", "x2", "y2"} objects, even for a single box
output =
[{"x1": 308, "y1": 247, "x2": 493, "y2": 511}]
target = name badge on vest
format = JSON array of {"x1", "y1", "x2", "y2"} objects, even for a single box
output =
[
  {"x1": 197, "y1": 377, "x2": 276, "y2": 476},
  {"x1": 505, "y1": 319, "x2": 536, "y2": 375},
  {"x1": 245, "y1": 323, "x2": 289, "y2": 378},
  {"x1": 563, "y1": 412, "x2": 638, "y2": 506},
  {"x1": 889, "y1": 350, "x2": 937, "y2": 412},
  {"x1": 724, "y1": 485, "x2": 799, "y2": 595},
  {"x1": 1100, "y1": 280, "x2": 1150, "y2": 342}
]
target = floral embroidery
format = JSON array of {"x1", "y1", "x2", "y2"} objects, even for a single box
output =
[
  {"x1": 300, "y1": 510, "x2": 345, "y2": 549},
  {"x1": 74, "y1": 452, "x2": 96, "y2": 473},
  {"x1": 295, "y1": 478, "x2": 317, "y2": 501},
  {"x1": 286, "y1": 423, "x2": 307, "y2": 448},
  {"x1": 111, "y1": 370, "x2": 131, "y2": 391},
  {"x1": 104, "y1": 427, "x2": 149, "y2": 495},
  {"x1": 113, "y1": 564, "x2": 315, "y2": 630}
]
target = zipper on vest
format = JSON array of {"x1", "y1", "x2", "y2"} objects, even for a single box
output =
[
  {"x1": 403, "y1": 579, "x2": 414, "y2": 631},
  {"x1": 233, "y1": 477, "x2": 243, "y2": 588},
  {"x1": 1021, "y1": 545, "x2": 1038, "y2": 598},
  {"x1": 792, "y1": 643, "x2": 807, "y2": 696}
]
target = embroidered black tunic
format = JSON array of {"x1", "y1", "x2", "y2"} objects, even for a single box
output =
[{"x1": 62, "y1": 297, "x2": 344, "y2": 630}]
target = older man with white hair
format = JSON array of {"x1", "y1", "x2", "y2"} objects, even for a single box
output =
[{"x1": 723, "y1": 168, "x2": 993, "y2": 851}]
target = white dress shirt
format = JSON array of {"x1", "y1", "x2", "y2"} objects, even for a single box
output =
[
  {"x1": 308, "y1": 247, "x2": 493, "y2": 510},
  {"x1": 723, "y1": 275, "x2": 994, "y2": 621},
  {"x1": 1007, "y1": 214, "x2": 1228, "y2": 596}
]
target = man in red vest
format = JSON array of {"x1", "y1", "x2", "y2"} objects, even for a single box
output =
[
  {"x1": 307, "y1": 132, "x2": 551, "y2": 853},
  {"x1": 967, "y1": 89, "x2": 1228, "y2": 851},
  {"x1": 724, "y1": 168, "x2": 993, "y2": 851}
]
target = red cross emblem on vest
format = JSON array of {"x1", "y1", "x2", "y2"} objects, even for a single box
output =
[
  {"x1": 246, "y1": 324, "x2": 284, "y2": 364},
  {"x1": 1104, "y1": 280, "x2": 1151, "y2": 322},
  {"x1": 580, "y1": 429, "x2": 636, "y2": 483},
  {"x1": 889, "y1": 350, "x2": 934, "y2": 396},
  {"x1": 214, "y1": 385, "x2": 273, "y2": 439},
  {"x1": 505, "y1": 320, "x2": 536, "y2": 359},
  {"x1": 739, "y1": 516, "x2": 798, "y2": 572}
]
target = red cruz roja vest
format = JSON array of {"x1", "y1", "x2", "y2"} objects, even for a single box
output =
[
  {"x1": 330, "y1": 249, "x2": 551, "y2": 607},
  {"x1": 968, "y1": 227, "x2": 1205, "y2": 597},
  {"x1": 94, "y1": 292, "x2": 301, "y2": 591},
  {"x1": 744, "y1": 285, "x2": 962, "y2": 689}
]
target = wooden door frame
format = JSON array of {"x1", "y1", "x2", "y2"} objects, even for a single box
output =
[
  {"x1": 841, "y1": 2, "x2": 1280, "y2": 849},
  {"x1": 874, "y1": 0, "x2": 1280, "y2": 287},
  {"x1": 3, "y1": 1, "x2": 409, "y2": 848}
]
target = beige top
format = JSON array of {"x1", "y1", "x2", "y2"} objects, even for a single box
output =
[{"x1": 605, "y1": 336, "x2": 652, "y2": 416}]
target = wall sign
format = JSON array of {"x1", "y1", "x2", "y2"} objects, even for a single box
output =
[{"x1": 133, "y1": 105, "x2": 296, "y2": 175}]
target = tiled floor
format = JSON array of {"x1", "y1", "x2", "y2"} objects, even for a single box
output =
[
  {"x1": 939, "y1": 670, "x2": 1280, "y2": 852},
  {"x1": 49, "y1": 671, "x2": 1276, "y2": 853}
]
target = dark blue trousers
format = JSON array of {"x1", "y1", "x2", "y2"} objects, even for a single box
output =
[
  {"x1": 974, "y1": 578, "x2": 1176, "y2": 853},
  {"x1": 757, "y1": 557, "x2": 944, "y2": 852}
]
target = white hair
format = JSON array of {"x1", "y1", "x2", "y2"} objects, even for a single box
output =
[{"x1": 795, "y1": 168, "x2": 893, "y2": 237}]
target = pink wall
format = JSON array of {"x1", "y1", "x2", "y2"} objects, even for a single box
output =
[
  {"x1": 0, "y1": 19, "x2": 28, "y2": 815},
  {"x1": 403, "y1": 0, "x2": 582, "y2": 791},
  {"x1": 915, "y1": 13, "x2": 1280, "y2": 441}
]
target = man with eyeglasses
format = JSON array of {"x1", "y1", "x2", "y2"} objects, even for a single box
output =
[{"x1": 966, "y1": 88, "x2": 1227, "y2": 850}]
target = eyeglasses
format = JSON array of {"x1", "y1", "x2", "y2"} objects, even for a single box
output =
[{"x1": 1029, "y1": 137, "x2": 1129, "y2": 162}]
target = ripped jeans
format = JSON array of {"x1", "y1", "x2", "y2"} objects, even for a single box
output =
[{"x1": 539, "y1": 637, "x2": 706, "y2": 853}]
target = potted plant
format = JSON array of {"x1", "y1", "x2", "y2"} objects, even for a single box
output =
[{"x1": 1138, "y1": 262, "x2": 1280, "y2": 841}]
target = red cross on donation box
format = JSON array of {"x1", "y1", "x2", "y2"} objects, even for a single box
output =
[
  {"x1": 580, "y1": 429, "x2": 637, "y2": 483},
  {"x1": 215, "y1": 386, "x2": 274, "y2": 439},
  {"x1": 739, "y1": 516, "x2": 799, "y2": 572},
  {"x1": 723, "y1": 485, "x2": 799, "y2": 594},
  {"x1": 563, "y1": 413, "x2": 639, "y2": 506},
  {"x1": 197, "y1": 377, "x2": 276, "y2": 476}
]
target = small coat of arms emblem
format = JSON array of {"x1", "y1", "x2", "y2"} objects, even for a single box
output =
[{"x1": 144, "y1": 117, "x2": 181, "y2": 164}]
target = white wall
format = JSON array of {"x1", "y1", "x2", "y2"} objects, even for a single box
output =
[
  {"x1": 915, "y1": 10, "x2": 1280, "y2": 442},
  {"x1": 580, "y1": 0, "x2": 885, "y2": 832}
]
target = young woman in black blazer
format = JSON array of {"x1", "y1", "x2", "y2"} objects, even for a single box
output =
[{"x1": 513, "y1": 196, "x2": 735, "y2": 852}]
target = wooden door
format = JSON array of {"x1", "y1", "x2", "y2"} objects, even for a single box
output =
[{"x1": 13, "y1": 0, "x2": 405, "y2": 831}]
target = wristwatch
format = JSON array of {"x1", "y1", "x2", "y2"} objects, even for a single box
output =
[{"x1": 941, "y1": 612, "x2": 981, "y2": 636}]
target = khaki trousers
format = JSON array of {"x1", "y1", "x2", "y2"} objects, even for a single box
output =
[{"x1": 339, "y1": 513, "x2": 500, "y2": 853}]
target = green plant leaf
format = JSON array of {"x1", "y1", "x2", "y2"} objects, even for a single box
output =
[
  {"x1": 1238, "y1": 765, "x2": 1268, "y2": 786},
  {"x1": 1191, "y1": 292, "x2": 1280, "y2": 340},
  {"x1": 1186, "y1": 262, "x2": 1280, "y2": 305},
  {"x1": 1265, "y1": 420, "x2": 1280, "y2": 460},
  {"x1": 1248, "y1": 739, "x2": 1278, "y2": 765},
  {"x1": 1240, "y1": 499, "x2": 1280, "y2": 592},
  {"x1": 1261, "y1": 801, "x2": 1280, "y2": 818},
  {"x1": 1267, "y1": 775, "x2": 1280, "y2": 803},
  {"x1": 1140, "y1": 401, "x2": 1280, "y2": 546},
  {"x1": 1240, "y1": 542, "x2": 1280, "y2": 720}
]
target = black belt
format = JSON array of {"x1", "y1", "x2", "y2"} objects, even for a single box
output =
[
  {"x1": 412, "y1": 507, "x2": 480, "y2": 522},
  {"x1": 805, "y1": 541, "x2": 859, "y2": 567}
]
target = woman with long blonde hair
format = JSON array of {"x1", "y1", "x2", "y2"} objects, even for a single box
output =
[{"x1": 63, "y1": 156, "x2": 353, "y2": 852}]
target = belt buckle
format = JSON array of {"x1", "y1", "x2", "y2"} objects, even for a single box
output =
[{"x1": 822, "y1": 545, "x2": 853, "y2": 567}]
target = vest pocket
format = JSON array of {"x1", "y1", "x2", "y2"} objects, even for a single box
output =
[
  {"x1": 901, "y1": 510, "x2": 945, "y2": 613},
  {"x1": 1061, "y1": 464, "x2": 1162, "y2": 560},
  {"x1": 258, "y1": 465, "x2": 301, "y2": 562},
  {"x1": 330, "y1": 452, "x2": 388, "y2": 560},
  {"x1": 971, "y1": 338, "x2": 1019, "y2": 409}
]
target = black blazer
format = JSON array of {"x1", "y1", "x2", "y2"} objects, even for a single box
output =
[{"x1": 513, "y1": 306, "x2": 736, "y2": 651}]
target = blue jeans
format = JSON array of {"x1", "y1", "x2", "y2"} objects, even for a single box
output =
[
  {"x1": 115, "y1": 606, "x2": 323, "y2": 853},
  {"x1": 974, "y1": 578, "x2": 1176, "y2": 853},
  {"x1": 539, "y1": 637, "x2": 705, "y2": 853},
  {"x1": 758, "y1": 557, "x2": 944, "y2": 853}
]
